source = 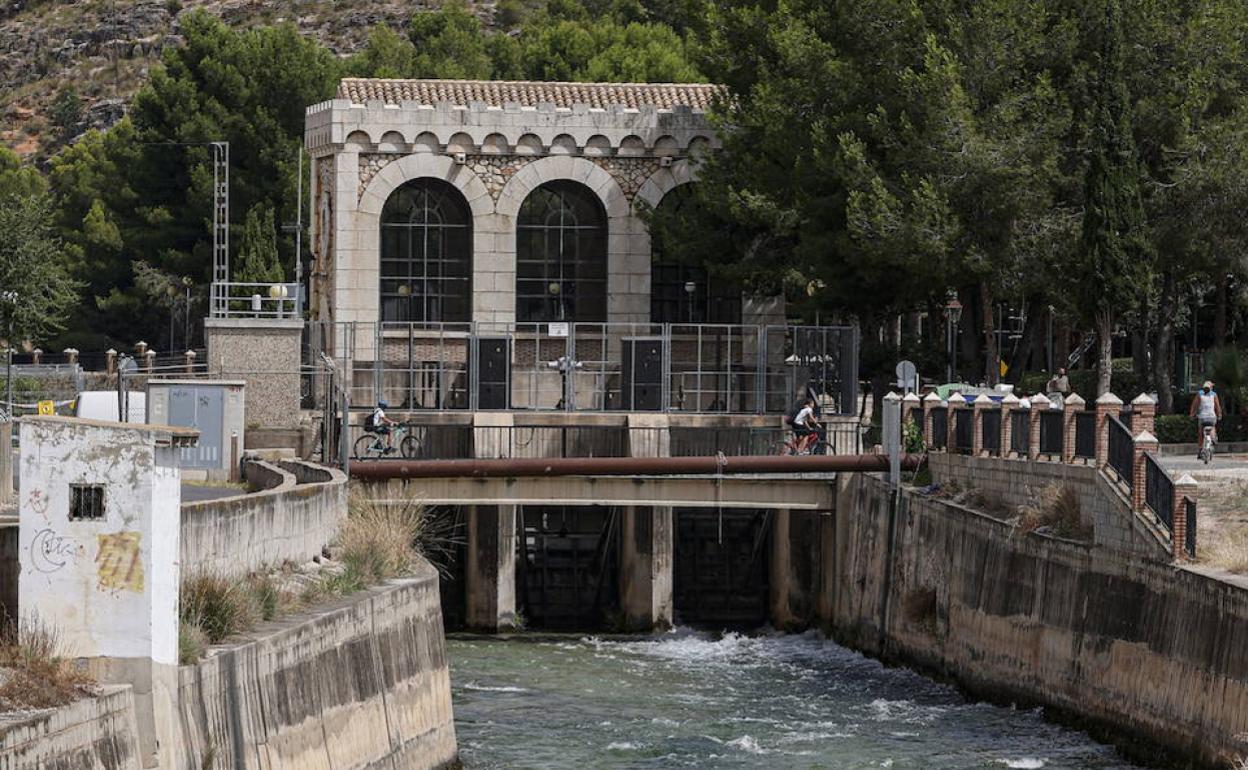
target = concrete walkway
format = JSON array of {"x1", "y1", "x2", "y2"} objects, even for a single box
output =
[{"x1": 1159, "y1": 452, "x2": 1248, "y2": 573}]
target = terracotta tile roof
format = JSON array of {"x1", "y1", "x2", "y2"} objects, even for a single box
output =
[{"x1": 337, "y1": 78, "x2": 719, "y2": 110}]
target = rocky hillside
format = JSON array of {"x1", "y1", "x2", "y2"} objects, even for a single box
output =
[{"x1": 1, "y1": 0, "x2": 475, "y2": 159}]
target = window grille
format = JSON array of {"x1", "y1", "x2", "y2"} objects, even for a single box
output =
[{"x1": 69, "y1": 484, "x2": 105, "y2": 521}]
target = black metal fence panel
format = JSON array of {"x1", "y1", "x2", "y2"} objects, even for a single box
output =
[
  {"x1": 1010, "y1": 410, "x2": 1029, "y2": 455},
  {"x1": 931, "y1": 409, "x2": 947, "y2": 449},
  {"x1": 1039, "y1": 411, "x2": 1064, "y2": 455},
  {"x1": 982, "y1": 410, "x2": 1001, "y2": 455},
  {"x1": 1144, "y1": 453, "x2": 1174, "y2": 532},
  {"x1": 1185, "y1": 498, "x2": 1197, "y2": 557},
  {"x1": 1108, "y1": 416, "x2": 1133, "y2": 489},
  {"x1": 1074, "y1": 411, "x2": 1096, "y2": 458},
  {"x1": 953, "y1": 409, "x2": 973, "y2": 454}
]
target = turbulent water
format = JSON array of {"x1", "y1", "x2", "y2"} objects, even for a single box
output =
[{"x1": 449, "y1": 630, "x2": 1148, "y2": 770}]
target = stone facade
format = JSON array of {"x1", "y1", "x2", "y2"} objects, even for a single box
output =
[{"x1": 305, "y1": 78, "x2": 725, "y2": 355}]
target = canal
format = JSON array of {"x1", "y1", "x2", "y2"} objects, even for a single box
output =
[{"x1": 449, "y1": 630, "x2": 1147, "y2": 769}]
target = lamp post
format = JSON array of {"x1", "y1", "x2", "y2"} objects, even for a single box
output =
[
  {"x1": 944, "y1": 294, "x2": 963, "y2": 384},
  {"x1": 548, "y1": 281, "x2": 563, "y2": 321},
  {"x1": 683, "y1": 280, "x2": 697, "y2": 324},
  {"x1": 0, "y1": 290, "x2": 16, "y2": 419}
]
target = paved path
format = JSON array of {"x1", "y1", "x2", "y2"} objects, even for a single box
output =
[{"x1": 1159, "y1": 453, "x2": 1248, "y2": 573}]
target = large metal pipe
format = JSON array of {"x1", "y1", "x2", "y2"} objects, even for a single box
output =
[{"x1": 348, "y1": 453, "x2": 923, "y2": 480}]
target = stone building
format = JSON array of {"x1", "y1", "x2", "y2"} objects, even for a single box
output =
[{"x1": 304, "y1": 78, "x2": 749, "y2": 331}]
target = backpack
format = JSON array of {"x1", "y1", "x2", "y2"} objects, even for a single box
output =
[{"x1": 364, "y1": 411, "x2": 377, "y2": 431}]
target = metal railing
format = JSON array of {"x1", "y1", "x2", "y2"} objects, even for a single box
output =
[
  {"x1": 1010, "y1": 409, "x2": 1029, "y2": 455},
  {"x1": 1184, "y1": 498, "x2": 1197, "y2": 557},
  {"x1": 952, "y1": 409, "x2": 973, "y2": 454},
  {"x1": 211, "y1": 281, "x2": 302, "y2": 319},
  {"x1": 1144, "y1": 453, "x2": 1174, "y2": 532},
  {"x1": 310, "y1": 320, "x2": 859, "y2": 416},
  {"x1": 982, "y1": 410, "x2": 1001, "y2": 455},
  {"x1": 1107, "y1": 415, "x2": 1133, "y2": 488},
  {"x1": 1074, "y1": 411, "x2": 1096, "y2": 459},
  {"x1": 930, "y1": 409, "x2": 947, "y2": 450},
  {"x1": 345, "y1": 422, "x2": 863, "y2": 461},
  {"x1": 1038, "y1": 410, "x2": 1063, "y2": 455}
]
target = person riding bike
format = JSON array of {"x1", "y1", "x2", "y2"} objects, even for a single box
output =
[
  {"x1": 366, "y1": 399, "x2": 400, "y2": 453},
  {"x1": 791, "y1": 397, "x2": 822, "y2": 455},
  {"x1": 1188, "y1": 381, "x2": 1222, "y2": 456}
]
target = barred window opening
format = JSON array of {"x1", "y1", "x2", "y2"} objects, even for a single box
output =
[{"x1": 380, "y1": 178, "x2": 472, "y2": 323}]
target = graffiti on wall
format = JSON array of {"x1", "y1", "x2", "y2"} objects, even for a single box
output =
[
  {"x1": 96, "y1": 532, "x2": 144, "y2": 592},
  {"x1": 29, "y1": 528, "x2": 78, "y2": 573}
]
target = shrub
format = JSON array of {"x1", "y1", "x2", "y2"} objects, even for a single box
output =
[
  {"x1": 1018, "y1": 484, "x2": 1091, "y2": 541},
  {"x1": 0, "y1": 614, "x2": 95, "y2": 710},
  {"x1": 180, "y1": 572, "x2": 260, "y2": 645},
  {"x1": 1155, "y1": 414, "x2": 1194, "y2": 445},
  {"x1": 343, "y1": 486, "x2": 460, "y2": 579}
]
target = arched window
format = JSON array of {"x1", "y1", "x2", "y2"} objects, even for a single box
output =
[
  {"x1": 516, "y1": 181, "x2": 607, "y2": 323},
  {"x1": 380, "y1": 179, "x2": 472, "y2": 323},
  {"x1": 649, "y1": 185, "x2": 741, "y2": 324}
]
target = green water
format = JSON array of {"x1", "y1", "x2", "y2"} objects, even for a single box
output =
[{"x1": 449, "y1": 630, "x2": 1149, "y2": 770}]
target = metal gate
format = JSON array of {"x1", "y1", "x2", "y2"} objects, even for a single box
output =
[
  {"x1": 518, "y1": 505, "x2": 619, "y2": 629},
  {"x1": 673, "y1": 508, "x2": 771, "y2": 627},
  {"x1": 168, "y1": 385, "x2": 225, "y2": 469}
]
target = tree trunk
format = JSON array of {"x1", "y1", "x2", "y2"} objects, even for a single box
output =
[
  {"x1": 1095, "y1": 309, "x2": 1114, "y2": 396},
  {"x1": 980, "y1": 283, "x2": 998, "y2": 385},
  {"x1": 959, "y1": 287, "x2": 979, "y2": 383},
  {"x1": 1151, "y1": 272, "x2": 1176, "y2": 412},
  {"x1": 1214, "y1": 273, "x2": 1228, "y2": 347},
  {"x1": 1054, "y1": 317, "x2": 1071, "y2": 371}
]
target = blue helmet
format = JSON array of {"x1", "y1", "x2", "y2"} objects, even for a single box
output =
[{"x1": 378, "y1": 399, "x2": 389, "y2": 408}]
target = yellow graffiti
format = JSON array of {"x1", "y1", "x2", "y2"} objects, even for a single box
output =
[{"x1": 96, "y1": 532, "x2": 144, "y2": 592}]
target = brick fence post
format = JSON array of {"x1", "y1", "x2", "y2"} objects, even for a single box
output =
[
  {"x1": 1172, "y1": 473, "x2": 1198, "y2": 562},
  {"x1": 143, "y1": 349, "x2": 156, "y2": 374},
  {"x1": 923, "y1": 391, "x2": 941, "y2": 448},
  {"x1": 1131, "y1": 430, "x2": 1159, "y2": 514},
  {"x1": 63, "y1": 347, "x2": 78, "y2": 366},
  {"x1": 1000, "y1": 393, "x2": 1018, "y2": 456},
  {"x1": 1028, "y1": 393, "x2": 1049, "y2": 460},
  {"x1": 105, "y1": 348, "x2": 117, "y2": 377},
  {"x1": 31, "y1": 348, "x2": 42, "y2": 365},
  {"x1": 1062, "y1": 393, "x2": 1085, "y2": 463},
  {"x1": 1131, "y1": 393, "x2": 1156, "y2": 438},
  {"x1": 135, "y1": 341, "x2": 148, "y2": 358},
  {"x1": 1094, "y1": 392, "x2": 1122, "y2": 469},
  {"x1": 948, "y1": 393, "x2": 966, "y2": 453},
  {"x1": 902, "y1": 392, "x2": 921, "y2": 429},
  {"x1": 184, "y1": 349, "x2": 197, "y2": 374},
  {"x1": 972, "y1": 394, "x2": 991, "y2": 456}
]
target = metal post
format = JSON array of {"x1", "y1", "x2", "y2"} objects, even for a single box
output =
[
  {"x1": 229, "y1": 431, "x2": 240, "y2": 483},
  {"x1": 340, "y1": 388, "x2": 351, "y2": 474},
  {"x1": 295, "y1": 143, "x2": 303, "y2": 298},
  {"x1": 883, "y1": 391, "x2": 902, "y2": 488}
]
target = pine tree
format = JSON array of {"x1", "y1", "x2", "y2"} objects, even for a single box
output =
[
  {"x1": 234, "y1": 203, "x2": 284, "y2": 285},
  {"x1": 1077, "y1": 0, "x2": 1149, "y2": 396}
]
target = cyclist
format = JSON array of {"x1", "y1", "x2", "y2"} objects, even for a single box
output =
[
  {"x1": 792, "y1": 397, "x2": 822, "y2": 455},
  {"x1": 367, "y1": 399, "x2": 400, "y2": 453},
  {"x1": 1188, "y1": 381, "x2": 1222, "y2": 455}
]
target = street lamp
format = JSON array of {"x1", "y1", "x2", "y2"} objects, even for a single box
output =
[
  {"x1": 683, "y1": 280, "x2": 697, "y2": 324},
  {"x1": 548, "y1": 281, "x2": 563, "y2": 321},
  {"x1": 944, "y1": 294, "x2": 963, "y2": 384}
]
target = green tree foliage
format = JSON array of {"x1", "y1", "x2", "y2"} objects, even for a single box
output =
[
  {"x1": 50, "y1": 87, "x2": 82, "y2": 136},
  {"x1": 1075, "y1": 0, "x2": 1149, "y2": 395},
  {"x1": 0, "y1": 148, "x2": 46, "y2": 199},
  {"x1": 234, "y1": 203, "x2": 284, "y2": 284},
  {"x1": 0, "y1": 192, "x2": 81, "y2": 345}
]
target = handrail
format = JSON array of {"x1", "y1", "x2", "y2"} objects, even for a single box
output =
[
  {"x1": 1107, "y1": 415, "x2": 1133, "y2": 488},
  {"x1": 1144, "y1": 452, "x2": 1174, "y2": 532}
]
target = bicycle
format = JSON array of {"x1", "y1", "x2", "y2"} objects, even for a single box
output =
[
  {"x1": 774, "y1": 429, "x2": 822, "y2": 456},
  {"x1": 1198, "y1": 424, "x2": 1216, "y2": 465},
  {"x1": 353, "y1": 423, "x2": 422, "y2": 460}
]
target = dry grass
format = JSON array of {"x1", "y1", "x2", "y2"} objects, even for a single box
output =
[
  {"x1": 1201, "y1": 528, "x2": 1248, "y2": 574},
  {"x1": 0, "y1": 614, "x2": 96, "y2": 711},
  {"x1": 344, "y1": 486, "x2": 460, "y2": 579},
  {"x1": 1017, "y1": 484, "x2": 1092, "y2": 541}
]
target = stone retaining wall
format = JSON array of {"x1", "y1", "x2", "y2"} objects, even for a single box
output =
[
  {"x1": 175, "y1": 561, "x2": 457, "y2": 770},
  {"x1": 928, "y1": 453, "x2": 1169, "y2": 559},
  {"x1": 0, "y1": 686, "x2": 141, "y2": 770},
  {"x1": 180, "y1": 459, "x2": 347, "y2": 576},
  {"x1": 829, "y1": 472, "x2": 1248, "y2": 768}
]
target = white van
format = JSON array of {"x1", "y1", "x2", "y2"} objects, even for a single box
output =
[{"x1": 75, "y1": 391, "x2": 147, "y2": 423}]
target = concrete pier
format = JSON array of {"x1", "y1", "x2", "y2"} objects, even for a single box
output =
[
  {"x1": 466, "y1": 504, "x2": 518, "y2": 631},
  {"x1": 769, "y1": 509, "x2": 822, "y2": 630},
  {"x1": 618, "y1": 506, "x2": 674, "y2": 631}
]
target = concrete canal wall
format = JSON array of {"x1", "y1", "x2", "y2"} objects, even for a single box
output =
[
  {"x1": 0, "y1": 686, "x2": 142, "y2": 770},
  {"x1": 175, "y1": 559, "x2": 457, "y2": 770},
  {"x1": 180, "y1": 459, "x2": 347, "y2": 577},
  {"x1": 829, "y1": 472, "x2": 1248, "y2": 768}
]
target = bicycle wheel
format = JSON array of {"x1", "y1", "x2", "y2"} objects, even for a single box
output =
[
  {"x1": 400, "y1": 434, "x2": 422, "y2": 459},
  {"x1": 353, "y1": 434, "x2": 380, "y2": 461}
]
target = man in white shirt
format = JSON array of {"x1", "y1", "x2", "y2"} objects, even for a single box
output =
[{"x1": 792, "y1": 397, "x2": 821, "y2": 454}]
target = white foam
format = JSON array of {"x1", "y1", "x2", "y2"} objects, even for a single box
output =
[
  {"x1": 1001, "y1": 760, "x2": 1047, "y2": 769},
  {"x1": 461, "y1": 682, "x2": 528, "y2": 693},
  {"x1": 726, "y1": 735, "x2": 765, "y2": 754},
  {"x1": 606, "y1": 741, "x2": 640, "y2": 751}
]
